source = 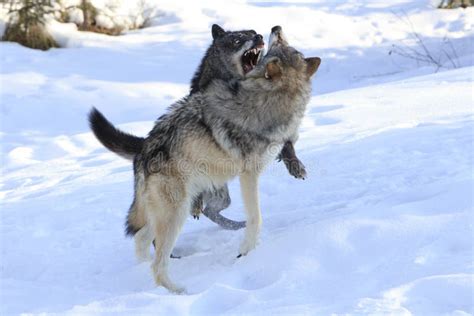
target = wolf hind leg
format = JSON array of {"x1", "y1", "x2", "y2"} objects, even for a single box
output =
[
  {"x1": 146, "y1": 181, "x2": 189, "y2": 293},
  {"x1": 150, "y1": 205, "x2": 188, "y2": 293},
  {"x1": 134, "y1": 224, "x2": 153, "y2": 262},
  {"x1": 125, "y1": 195, "x2": 147, "y2": 237}
]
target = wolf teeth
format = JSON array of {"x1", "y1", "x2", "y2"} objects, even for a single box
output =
[{"x1": 244, "y1": 48, "x2": 261, "y2": 57}]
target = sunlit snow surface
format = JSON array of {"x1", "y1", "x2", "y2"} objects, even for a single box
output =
[{"x1": 0, "y1": 0, "x2": 473, "y2": 314}]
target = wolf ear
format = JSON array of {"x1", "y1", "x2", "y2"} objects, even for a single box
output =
[
  {"x1": 305, "y1": 57, "x2": 321, "y2": 77},
  {"x1": 212, "y1": 24, "x2": 226, "y2": 39},
  {"x1": 265, "y1": 60, "x2": 282, "y2": 80}
]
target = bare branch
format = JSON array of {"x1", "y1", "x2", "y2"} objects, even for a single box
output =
[{"x1": 389, "y1": 10, "x2": 459, "y2": 71}]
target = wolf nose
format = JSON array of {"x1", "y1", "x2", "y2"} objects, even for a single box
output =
[
  {"x1": 254, "y1": 34, "x2": 264, "y2": 48},
  {"x1": 271, "y1": 25, "x2": 282, "y2": 34}
]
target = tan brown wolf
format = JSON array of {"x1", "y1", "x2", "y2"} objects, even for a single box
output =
[
  {"x1": 90, "y1": 25, "x2": 308, "y2": 231},
  {"x1": 89, "y1": 26, "x2": 320, "y2": 293}
]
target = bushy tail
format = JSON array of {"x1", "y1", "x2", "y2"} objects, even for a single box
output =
[{"x1": 88, "y1": 107, "x2": 144, "y2": 160}]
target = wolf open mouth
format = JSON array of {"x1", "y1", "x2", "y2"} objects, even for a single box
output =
[{"x1": 241, "y1": 46, "x2": 264, "y2": 74}]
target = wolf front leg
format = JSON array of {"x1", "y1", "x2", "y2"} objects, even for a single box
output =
[
  {"x1": 278, "y1": 141, "x2": 307, "y2": 179},
  {"x1": 238, "y1": 171, "x2": 262, "y2": 257}
]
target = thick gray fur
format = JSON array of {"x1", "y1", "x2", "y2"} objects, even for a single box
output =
[
  {"x1": 89, "y1": 26, "x2": 321, "y2": 292},
  {"x1": 89, "y1": 24, "x2": 308, "y2": 233}
]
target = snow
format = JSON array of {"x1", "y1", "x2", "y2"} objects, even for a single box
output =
[{"x1": 1, "y1": 0, "x2": 473, "y2": 315}]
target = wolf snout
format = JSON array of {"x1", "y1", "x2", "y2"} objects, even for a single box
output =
[
  {"x1": 269, "y1": 25, "x2": 287, "y2": 47},
  {"x1": 271, "y1": 25, "x2": 282, "y2": 34}
]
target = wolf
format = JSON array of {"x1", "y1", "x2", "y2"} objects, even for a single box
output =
[
  {"x1": 90, "y1": 24, "x2": 307, "y2": 232},
  {"x1": 89, "y1": 26, "x2": 320, "y2": 293},
  {"x1": 189, "y1": 26, "x2": 307, "y2": 228},
  {"x1": 190, "y1": 24, "x2": 264, "y2": 94}
]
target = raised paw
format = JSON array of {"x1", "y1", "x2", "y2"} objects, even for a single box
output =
[{"x1": 285, "y1": 158, "x2": 307, "y2": 180}]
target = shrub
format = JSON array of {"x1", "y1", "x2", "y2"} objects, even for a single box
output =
[
  {"x1": 438, "y1": 0, "x2": 474, "y2": 8},
  {"x1": 62, "y1": 0, "x2": 123, "y2": 36},
  {"x1": 2, "y1": 0, "x2": 58, "y2": 50}
]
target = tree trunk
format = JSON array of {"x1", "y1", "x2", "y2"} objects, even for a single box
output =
[{"x1": 81, "y1": 0, "x2": 89, "y2": 29}]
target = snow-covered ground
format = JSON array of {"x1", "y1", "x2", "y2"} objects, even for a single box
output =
[{"x1": 1, "y1": 0, "x2": 473, "y2": 315}]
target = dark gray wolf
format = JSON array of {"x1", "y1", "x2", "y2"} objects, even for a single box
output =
[
  {"x1": 91, "y1": 24, "x2": 307, "y2": 231},
  {"x1": 190, "y1": 25, "x2": 308, "y2": 228},
  {"x1": 89, "y1": 26, "x2": 320, "y2": 293}
]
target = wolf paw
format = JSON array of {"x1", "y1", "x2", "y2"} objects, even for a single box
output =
[
  {"x1": 153, "y1": 267, "x2": 186, "y2": 294},
  {"x1": 191, "y1": 197, "x2": 203, "y2": 220},
  {"x1": 191, "y1": 206, "x2": 202, "y2": 220},
  {"x1": 168, "y1": 284, "x2": 186, "y2": 294},
  {"x1": 285, "y1": 158, "x2": 307, "y2": 180},
  {"x1": 162, "y1": 282, "x2": 186, "y2": 294},
  {"x1": 239, "y1": 238, "x2": 257, "y2": 257}
]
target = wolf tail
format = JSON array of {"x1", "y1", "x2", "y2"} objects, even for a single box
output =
[
  {"x1": 88, "y1": 107, "x2": 144, "y2": 160},
  {"x1": 89, "y1": 108, "x2": 147, "y2": 238}
]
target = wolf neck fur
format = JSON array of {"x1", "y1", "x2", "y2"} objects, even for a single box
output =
[
  {"x1": 205, "y1": 79, "x2": 309, "y2": 137},
  {"x1": 197, "y1": 79, "x2": 310, "y2": 159}
]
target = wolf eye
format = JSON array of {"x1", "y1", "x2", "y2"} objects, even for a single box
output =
[{"x1": 234, "y1": 39, "x2": 240, "y2": 45}]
